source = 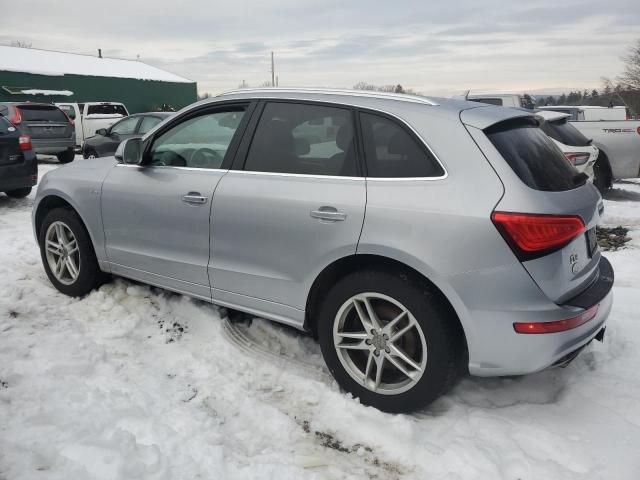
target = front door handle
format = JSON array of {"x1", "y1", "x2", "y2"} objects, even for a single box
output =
[
  {"x1": 182, "y1": 192, "x2": 208, "y2": 205},
  {"x1": 310, "y1": 206, "x2": 347, "y2": 222}
]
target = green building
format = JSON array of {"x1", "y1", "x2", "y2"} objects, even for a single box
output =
[{"x1": 0, "y1": 46, "x2": 197, "y2": 113}]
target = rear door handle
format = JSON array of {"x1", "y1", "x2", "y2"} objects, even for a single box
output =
[
  {"x1": 310, "y1": 206, "x2": 347, "y2": 222},
  {"x1": 182, "y1": 192, "x2": 208, "y2": 205}
]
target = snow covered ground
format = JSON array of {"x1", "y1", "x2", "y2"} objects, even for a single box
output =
[{"x1": 1, "y1": 157, "x2": 639, "y2": 479}]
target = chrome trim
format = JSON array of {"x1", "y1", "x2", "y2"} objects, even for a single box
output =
[
  {"x1": 227, "y1": 170, "x2": 364, "y2": 181},
  {"x1": 115, "y1": 164, "x2": 228, "y2": 173},
  {"x1": 219, "y1": 87, "x2": 439, "y2": 106}
]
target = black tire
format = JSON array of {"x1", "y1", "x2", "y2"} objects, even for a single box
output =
[
  {"x1": 317, "y1": 269, "x2": 463, "y2": 413},
  {"x1": 83, "y1": 147, "x2": 98, "y2": 159},
  {"x1": 56, "y1": 148, "x2": 75, "y2": 164},
  {"x1": 593, "y1": 161, "x2": 610, "y2": 195},
  {"x1": 39, "y1": 207, "x2": 108, "y2": 297},
  {"x1": 5, "y1": 187, "x2": 32, "y2": 198}
]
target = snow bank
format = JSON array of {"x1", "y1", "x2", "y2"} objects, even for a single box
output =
[
  {"x1": 20, "y1": 89, "x2": 74, "y2": 96},
  {"x1": 0, "y1": 164, "x2": 639, "y2": 479}
]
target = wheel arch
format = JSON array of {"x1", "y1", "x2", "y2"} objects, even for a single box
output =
[
  {"x1": 304, "y1": 253, "x2": 470, "y2": 360},
  {"x1": 34, "y1": 193, "x2": 105, "y2": 267}
]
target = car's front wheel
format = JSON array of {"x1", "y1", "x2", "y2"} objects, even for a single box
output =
[
  {"x1": 318, "y1": 270, "x2": 463, "y2": 413},
  {"x1": 39, "y1": 208, "x2": 107, "y2": 296}
]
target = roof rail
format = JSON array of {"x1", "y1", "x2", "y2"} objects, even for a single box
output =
[{"x1": 218, "y1": 87, "x2": 439, "y2": 106}]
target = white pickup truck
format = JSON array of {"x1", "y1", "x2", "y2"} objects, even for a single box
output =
[{"x1": 55, "y1": 102, "x2": 129, "y2": 149}]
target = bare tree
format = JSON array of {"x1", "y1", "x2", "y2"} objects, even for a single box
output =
[
  {"x1": 619, "y1": 38, "x2": 640, "y2": 90},
  {"x1": 10, "y1": 40, "x2": 32, "y2": 48}
]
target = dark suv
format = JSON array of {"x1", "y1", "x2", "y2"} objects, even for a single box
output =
[
  {"x1": 0, "y1": 115, "x2": 37, "y2": 197},
  {"x1": 0, "y1": 103, "x2": 75, "y2": 163}
]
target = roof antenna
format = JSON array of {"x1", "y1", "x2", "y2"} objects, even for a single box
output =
[{"x1": 98, "y1": 48, "x2": 102, "y2": 58}]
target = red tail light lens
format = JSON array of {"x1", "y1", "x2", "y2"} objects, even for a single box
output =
[
  {"x1": 514, "y1": 304, "x2": 599, "y2": 334},
  {"x1": 19, "y1": 134, "x2": 32, "y2": 151},
  {"x1": 8, "y1": 106, "x2": 22, "y2": 125},
  {"x1": 491, "y1": 211, "x2": 586, "y2": 260},
  {"x1": 565, "y1": 152, "x2": 591, "y2": 166}
]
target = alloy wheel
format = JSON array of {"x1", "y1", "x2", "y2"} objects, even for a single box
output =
[
  {"x1": 333, "y1": 292, "x2": 427, "y2": 395},
  {"x1": 45, "y1": 221, "x2": 81, "y2": 285}
]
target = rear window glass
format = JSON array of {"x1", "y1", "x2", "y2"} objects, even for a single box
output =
[
  {"x1": 87, "y1": 104, "x2": 127, "y2": 116},
  {"x1": 18, "y1": 105, "x2": 67, "y2": 123},
  {"x1": 486, "y1": 118, "x2": 585, "y2": 192},
  {"x1": 540, "y1": 118, "x2": 590, "y2": 147}
]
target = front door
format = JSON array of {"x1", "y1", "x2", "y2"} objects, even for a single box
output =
[
  {"x1": 101, "y1": 105, "x2": 250, "y2": 300},
  {"x1": 210, "y1": 101, "x2": 366, "y2": 322}
]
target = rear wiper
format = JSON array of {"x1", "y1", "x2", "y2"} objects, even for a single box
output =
[{"x1": 573, "y1": 172, "x2": 589, "y2": 186}]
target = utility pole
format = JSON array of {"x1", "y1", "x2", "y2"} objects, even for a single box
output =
[{"x1": 271, "y1": 51, "x2": 275, "y2": 87}]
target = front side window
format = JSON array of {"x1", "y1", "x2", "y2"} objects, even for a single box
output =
[
  {"x1": 149, "y1": 109, "x2": 245, "y2": 169},
  {"x1": 110, "y1": 116, "x2": 139, "y2": 135},
  {"x1": 244, "y1": 102, "x2": 357, "y2": 176},
  {"x1": 360, "y1": 112, "x2": 444, "y2": 178}
]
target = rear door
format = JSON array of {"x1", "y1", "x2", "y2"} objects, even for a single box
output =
[
  {"x1": 17, "y1": 104, "x2": 73, "y2": 141},
  {"x1": 209, "y1": 101, "x2": 366, "y2": 316},
  {"x1": 0, "y1": 116, "x2": 22, "y2": 165}
]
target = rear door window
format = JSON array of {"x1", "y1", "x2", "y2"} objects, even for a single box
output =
[
  {"x1": 244, "y1": 102, "x2": 357, "y2": 176},
  {"x1": 87, "y1": 104, "x2": 128, "y2": 116},
  {"x1": 359, "y1": 112, "x2": 444, "y2": 178},
  {"x1": 540, "y1": 119, "x2": 590, "y2": 147},
  {"x1": 486, "y1": 118, "x2": 584, "y2": 191},
  {"x1": 18, "y1": 105, "x2": 68, "y2": 123}
]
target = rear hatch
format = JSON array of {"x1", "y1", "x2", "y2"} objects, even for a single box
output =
[
  {"x1": 17, "y1": 104, "x2": 74, "y2": 140},
  {"x1": 0, "y1": 117, "x2": 23, "y2": 165},
  {"x1": 464, "y1": 109, "x2": 602, "y2": 304}
]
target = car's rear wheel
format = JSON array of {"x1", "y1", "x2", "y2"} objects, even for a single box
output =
[
  {"x1": 5, "y1": 187, "x2": 32, "y2": 198},
  {"x1": 39, "y1": 208, "x2": 107, "y2": 296},
  {"x1": 56, "y1": 148, "x2": 75, "y2": 164},
  {"x1": 317, "y1": 270, "x2": 463, "y2": 413}
]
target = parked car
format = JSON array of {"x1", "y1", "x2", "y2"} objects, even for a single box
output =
[
  {"x1": 0, "y1": 115, "x2": 37, "y2": 198},
  {"x1": 55, "y1": 102, "x2": 129, "y2": 150},
  {"x1": 32, "y1": 89, "x2": 613, "y2": 412},
  {"x1": 464, "y1": 93, "x2": 535, "y2": 109},
  {"x1": 0, "y1": 102, "x2": 75, "y2": 163},
  {"x1": 82, "y1": 112, "x2": 172, "y2": 159},
  {"x1": 534, "y1": 110, "x2": 599, "y2": 182},
  {"x1": 539, "y1": 105, "x2": 628, "y2": 121}
]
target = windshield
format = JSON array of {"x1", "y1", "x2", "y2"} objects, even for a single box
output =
[
  {"x1": 86, "y1": 104, "x2": 128, "y2": 116},
  {"x1": 17, "y1": 105, "x2": 68, "y2": 123}
]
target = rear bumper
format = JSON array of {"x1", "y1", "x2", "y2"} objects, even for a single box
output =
[
  {"x1": 0, "y1": 152, "x2": 38, "y2": 191},
  {"x1": 466, "y1": 255, "x2": 614, "y2": 376},
  {"x1": 32, "y1": 138, "x2": 75, "y2": 154}
]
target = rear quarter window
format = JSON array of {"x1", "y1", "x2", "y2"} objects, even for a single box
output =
[{"x1": 486, "y1": 118, "x2": 584, "y2": 192}]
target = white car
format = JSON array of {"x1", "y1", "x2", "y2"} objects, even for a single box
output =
[
  {"x1": 55, "y1": 102, "x2": 129, "y2": 149},
  {"x1": 535, "y1": 110, "x2": 599, "y2": 181}
]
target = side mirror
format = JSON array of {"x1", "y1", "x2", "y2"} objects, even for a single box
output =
[
  {"x1": 96, "y1": 128, "x2": 108, "y2": 136},
  {"x1": 115, "y1": 138, "x2": 143, "y2": 164}
]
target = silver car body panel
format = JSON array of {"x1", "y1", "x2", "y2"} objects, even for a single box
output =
[{"x1": 33, "y1": 89, "x2": 611, "y2": 378}]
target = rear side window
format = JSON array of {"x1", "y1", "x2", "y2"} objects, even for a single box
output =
[
  {"x1": 87, "y1": 104, "x2": 127, "y2": 116},
  {"x1": 18, "y1": 105, "x2": 67, "y2": 123},
  {"x1": 360, "y1": 112, "x2": 444, "y2": 178},
  {"x1": 540, "y1": 119, "x2": 590, "y2": 147},
  {"x1": 244, "y1": 102, "x2": 357, "y2": 176},
  {"x1": 486, "y1": 118, "x2": 584, "y2": 192},
  {"x1": 0, "y1": 116, "x2": 12, "y2": 133}
]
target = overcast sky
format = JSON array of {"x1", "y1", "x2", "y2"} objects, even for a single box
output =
[{"x1": 1, "y1": 0, "x2": 639, "y2": 96}]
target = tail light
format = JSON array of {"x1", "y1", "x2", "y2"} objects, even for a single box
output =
[
  {"x1": 565, "y1": 152, "x2": 590, "y2": 166},
  {"x1": 19, "y1": 134, "x2": 32, "y2": 151},
  {"x1": 514, "y1": 304, "x2": 598, "y2": 334},
  {"x1": 8, "y1": 106, "x2": 22, "y2": 125},
  {"x1": 491, "y1": 211, "x2": 585, "y2": 261}
]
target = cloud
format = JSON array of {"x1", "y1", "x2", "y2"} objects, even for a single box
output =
[{"x1": 1, "y1": 0, "x2": 638, "y2": 95}]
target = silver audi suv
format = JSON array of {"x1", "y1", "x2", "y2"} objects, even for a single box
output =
[{"x1": 32, "y1": 88, "x2": 613, "y2": 412}]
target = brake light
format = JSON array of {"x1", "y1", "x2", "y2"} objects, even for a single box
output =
[
  {"x1": 491, "y1": 211, "x2": 586, "y2": 260},
  {"x1": 514, "y1": 304, "x2": 599, "y2": 334},
  {"x1": 19, "y1": 134, "x2": 32, "y2": 151},
  {"x1": 565, "y1": 152, "x2": 590, "y2": 166},
  {"x1": 8, "y1": 106, "x2": 22, "y2": 125}
]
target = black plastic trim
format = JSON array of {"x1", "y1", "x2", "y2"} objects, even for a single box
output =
[{"x1": 563, "y1": 256, "x2": 614, "y2": 309}]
